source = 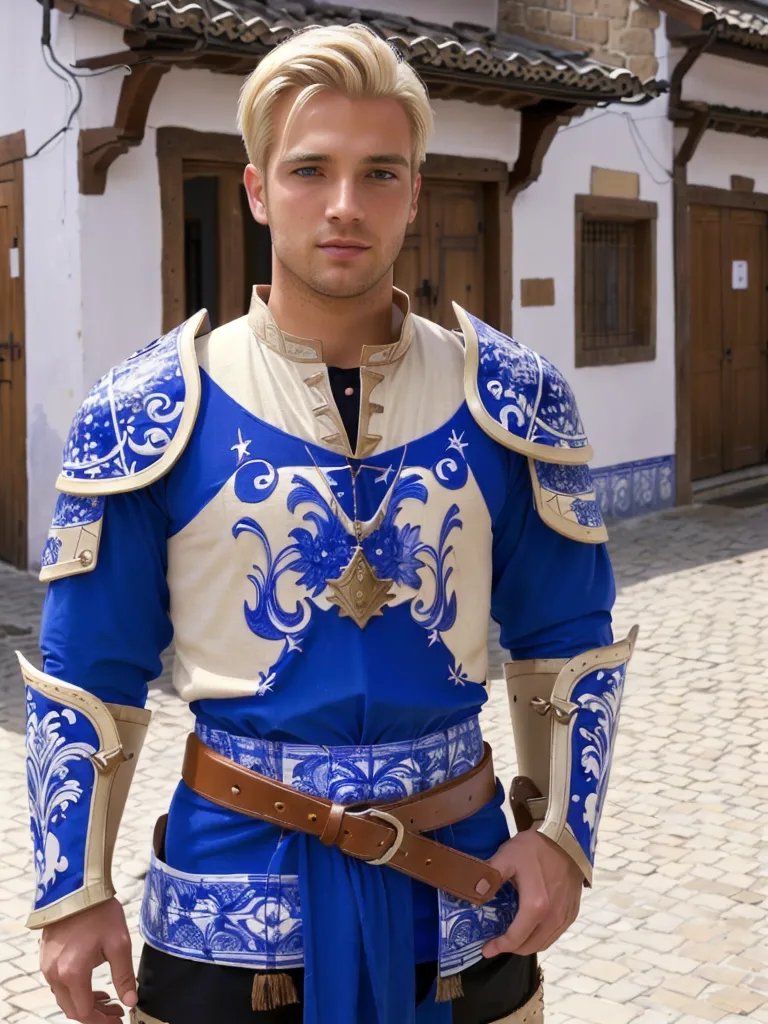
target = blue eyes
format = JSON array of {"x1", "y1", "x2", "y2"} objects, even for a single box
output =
[{"x1": 293, "y1": 167, "x2": 397, "y2": 180}]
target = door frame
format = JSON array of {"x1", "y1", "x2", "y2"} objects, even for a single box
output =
[
  {"x1": 676, "y1": 181, "x2": 768, "y2": 501},
  {"x1": 0, "y1": 130, "x2": 28, "y2": 569},
  {"x1": 157, "y1": 128, "x2": 513, "y2": 335}
]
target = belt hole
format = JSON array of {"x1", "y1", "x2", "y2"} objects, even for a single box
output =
[
  {"x1": 231, "y1": 786, "x2": 240, "y2": 796},
  {"x1": 344, "y1": 829, "x2": 350, "y2": 836},
  {"x1": 409, "y1": 818, "x2": 414, "y2": 824},
  {"x1": 425, "y1": 858, "x2": 432, "y2": 866},
  {"x1": 274, "y1": 802, "x2": 285, "y2": 812},
  {"x1": 308, "y1": 813, "x2": 317, "y2": 822}
]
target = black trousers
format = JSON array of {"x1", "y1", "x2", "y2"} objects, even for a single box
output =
[{"x1": 137, "y1": 944, "x2": 538, "y2": 1024}]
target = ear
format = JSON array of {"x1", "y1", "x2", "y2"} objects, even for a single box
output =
[
  {"x1": 244, "y1": 164, "x2": 269, "y2": 226},
  {"x1": 408, "y1": 172, "x2": 422, "y2": 225}
]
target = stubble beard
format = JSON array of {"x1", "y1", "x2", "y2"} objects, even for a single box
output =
[{"x1": 272, "y1": 229, "x2": 407, "y2": 301}]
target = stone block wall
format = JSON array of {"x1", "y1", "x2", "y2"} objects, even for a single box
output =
[{"x1": 498, "y1": 0, "x2": 660, "y2": 81}]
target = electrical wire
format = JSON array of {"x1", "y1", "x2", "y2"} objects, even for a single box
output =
[{"x1": 0, "y1": 0, "x2": 133, "y2": 170}]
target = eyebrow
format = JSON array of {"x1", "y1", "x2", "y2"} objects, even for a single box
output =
[{"x1": 281, "y1": 152, "x2": 410, "y2": 168}]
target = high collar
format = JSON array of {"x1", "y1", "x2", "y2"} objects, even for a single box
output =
[{"x1": 247, "y1": 285, "x2": 414, "y2": 367}]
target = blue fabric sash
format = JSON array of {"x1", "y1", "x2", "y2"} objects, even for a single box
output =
[{"x1": 140, "y1": 717, "x2": 515, "y2": 1024}]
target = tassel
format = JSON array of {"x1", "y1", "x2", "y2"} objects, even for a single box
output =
[
  {"x1": 251, "y1": 971, "x2": 300, "y2": 1011},
  {"x1": 435, "y1": 972, "x2": 464, "y2": 1002}
]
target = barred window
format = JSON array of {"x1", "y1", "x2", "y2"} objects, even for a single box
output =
[{"x1": 575, "y1": 196, "x2": 657, "y2": 367}]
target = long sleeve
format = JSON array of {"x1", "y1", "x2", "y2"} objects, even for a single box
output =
[
  {"x1": 490, "y1": 452, "x2": 615, "y2": 661},
  {"x1": 23, "y1": 482, "x2": 173, "y2": 927},
  {"x1": 40, "y1": 481, "x2": 173, "y2": 706}
]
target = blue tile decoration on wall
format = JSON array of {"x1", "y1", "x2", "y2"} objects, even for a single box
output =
[{"x1": 590, "y1": 456, "x2": 675, "y2": 520}]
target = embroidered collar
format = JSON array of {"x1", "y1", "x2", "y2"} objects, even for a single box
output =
[{"x1": 247, "y1": 285, "x2": 414, "y2": 367}]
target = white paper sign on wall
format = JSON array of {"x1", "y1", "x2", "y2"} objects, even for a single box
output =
[
  {"x1": 9, "y1": 247, "x2": 19, "y2": 279},
  {"x1": 732, "y1": 259, "x2": 748, "y2": 290}
]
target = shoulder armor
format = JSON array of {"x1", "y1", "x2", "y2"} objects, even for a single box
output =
[
  {"x1": 40, "y1": 311, "x2": 208, "y2": 582},
  {"x1": 454, "y1": 304, "x2": 607, "y2": 544},
  {"x1": 56, "y1": 310, "x2": 209, "y2": 496}
]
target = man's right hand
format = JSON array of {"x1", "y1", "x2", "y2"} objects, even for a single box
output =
[{"x1": 40, "y1": 897, "x2": 138, "y2": 1023}]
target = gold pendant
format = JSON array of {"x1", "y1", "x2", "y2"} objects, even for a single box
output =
[{"x1": 326, "y1": 547, "x2": 395, "y2": 629}]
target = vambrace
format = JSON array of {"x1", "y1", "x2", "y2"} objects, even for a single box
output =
[
  {"x1": 504, "y1": 627, "x2": 638, "y2": 884},
  {"x1": 18, "y1": 653, "x2": 151, "y2": 928}
]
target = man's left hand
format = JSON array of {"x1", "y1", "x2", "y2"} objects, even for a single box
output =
[{"x1": 482, "y1": 830, "x2": 584, "y2": 958}]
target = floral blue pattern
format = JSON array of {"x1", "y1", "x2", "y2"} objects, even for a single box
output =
[
  {"x1": 197, "y1": 716, "x2": 483, "y2": 803},
  {"x1": 60, "y1": 322, "x2": 190, "y2": 484},
  {"x1": 439, "y1": 883, "x2": 518, "y2": 975},
  {"x1": 533, "y1": 461, "x2": 605, "y2": 530},
  {"x1": 144, "y1": 719, "x2": 491, "y2": 970},
  {"x1": 566, "y1": 663, "x2": 628, "y2": 868},
  {"x1": 40, "y1": 537, "x2": 63, "y2": 567},
  {"x1": 467, "y1": 312, "x2": 589, "y2": 452},
  {"x1": 51, "y1": 494, "x2": 105, "y2": 528},
  {"x1": 140, "y1": 859, "x2": 303, "y2": 969},
  {"x1": 25, "y1": 687, "x2": 99, "y2": 909},
  {"x1": 233, "y1": 471, "x2": 463, "y2": 653},
  {"x1": 591, "y1": 456, "x2": 675, "y2": 519}
]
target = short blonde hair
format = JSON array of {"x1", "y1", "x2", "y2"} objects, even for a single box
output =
[{"x1": 238, "y1": 24, "x2": 433, "y2": 173}]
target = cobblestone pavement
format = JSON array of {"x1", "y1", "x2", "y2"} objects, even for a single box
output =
[{"x1": 1, "y1": 501, "x2": 767, "y2": 1024}]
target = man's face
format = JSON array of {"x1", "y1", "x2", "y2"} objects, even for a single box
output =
[{"x1": 244, "y1": 89, "x2": 421, "y2": 299}]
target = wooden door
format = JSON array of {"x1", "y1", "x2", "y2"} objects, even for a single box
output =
[
  {"x1": 690, "y1": 206, "x2": 725, "y2": 480},
  {"x1": 0, "y1": 155, "x2": 27, "y2": 568},
  {"x1": 394, "y1": 179, "x2": 485, "y2": 328},
  {"x1": 690, "y1": 204, "x2": 768, "y2": 480},
  {"x1": 722, "y1": 209, "x2": 766, "y2": 471}
]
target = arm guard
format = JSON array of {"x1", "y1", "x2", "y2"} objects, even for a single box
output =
[
  {"x1": 19, "y1": 654, "x2": 151, "y2": 928},
  {"x1": 505, "y1": 627, "x2": 638, "y2": 883}
]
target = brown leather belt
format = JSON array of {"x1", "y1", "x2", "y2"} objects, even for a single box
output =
[{"x1": 182, "y1": 733, "x2": 503, "y2": 906}]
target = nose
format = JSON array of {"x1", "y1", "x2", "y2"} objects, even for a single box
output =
[{"x1": 326, "y1": 177, "x2": 363, "y2": 224}]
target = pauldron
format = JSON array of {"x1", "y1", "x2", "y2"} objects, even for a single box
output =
[
  {"x1": 455, "y1": 303, "x2": 607, "y2": 545},
  {"x1": 19, "y1": 654, "x2": 151, "y2": 927},
  {"x1": 504, "y1": 627, "x2": 638, "y2": 883},
  {"x1": 40, "y1": 310, "x2": 208, "y2": 583}
]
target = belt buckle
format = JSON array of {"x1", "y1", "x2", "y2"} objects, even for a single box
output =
[{"x1": 349, "y1": 807, "x2": 406, "y2": 866}]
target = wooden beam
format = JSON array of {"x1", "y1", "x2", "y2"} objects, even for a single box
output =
[
  {"x1": 673, "y1": 106, "x2": 709, "y2": 167},
  {"x1": 687, "y1": 184, "x2": 768, "y2": 211},
  {"x1": 79, "y1": 64, "x2": 170, "y2": 194},
  {"x1": 647, "y1": 0, "x2": 717, "y2": 31},
  {"x1": 673, "y1": 165, "x2": 692, "y2": 505},
  {"x1": 421, "y1": 154, "x2": 508, "y2": 183},
  {"x1": 507, "y1": 106, "x2": 567, "y2": 197},
  {"x1": 54, "y1": 0, "x2": 136, "y2": 28}
]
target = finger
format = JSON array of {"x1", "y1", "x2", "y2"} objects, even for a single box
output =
[
  {"x1": 50, "y1": 981, "x2": 79, "y2": 1021},
  {"x1": 94, "y1": 992, "x2": 126, "y2": 1017},
  {"x1": 513, "y1": 897, "x2": 580, "y2": 956},
  {"x1": 482, "y1": 886, "x2": 550, "y2": 957},
  {"x1": 105, "y1": 934, "x2": 137, "y2": 1008}
]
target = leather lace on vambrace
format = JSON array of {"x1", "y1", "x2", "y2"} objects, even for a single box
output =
[
  {"x1": 18, "y1": 653, "x2": 151, "y2": 928},
  {"x1": 504, "y1": 627, "x2": 638, "y2": 884}
]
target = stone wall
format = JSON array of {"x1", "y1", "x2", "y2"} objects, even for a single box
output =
[{"x1": 498, "y1": 0, "x2": 659, "y2": 81}]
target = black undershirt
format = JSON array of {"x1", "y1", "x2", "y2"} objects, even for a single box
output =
[{"x1": 328, "y1": 366, "x2": 361, "y2": 452}]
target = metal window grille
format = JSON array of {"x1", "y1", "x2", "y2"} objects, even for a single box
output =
[{"x1": 581, "y1": 219, "x2": 638, "y2": 351}]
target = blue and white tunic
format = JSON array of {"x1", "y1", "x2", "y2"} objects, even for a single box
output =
[{"x1": 33, "y1": 287, "x2": 615, "y2": 1024}]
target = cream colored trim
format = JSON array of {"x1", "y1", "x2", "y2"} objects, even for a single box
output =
[
  {"x1": 248, "y1": 285, "x2": 414, "y2": 367},
  {"x1": 39, "y1": 517, "x2": 103, "y2": 582},
  {"x1": 491, "y1": 977, "x2": 544, "y2": 1022},
  {"x1": 54, "y1": 309, "x2": 208, "y2": 497},
  {"x1": 506, "y1": 658, "x2": 569, "y2": 798},
  {"x1": 454, "y1": 302, "x2": 594, "y2": 466},
  {"x1": 130, "y1": 1009, "x2": 169, "y2": 1024},
  {"x1": 355, "y1": 367, "x2": 385, "y2": 458},
  {"x1": 539, "y1": 628, "x2": 639, "y2": 886},
  {"x1": 18, "y1": 655, "x2": 151, "y2": 929},
  {"x1": 527, "y1": 459, "x2": 608, "y2": 545}
]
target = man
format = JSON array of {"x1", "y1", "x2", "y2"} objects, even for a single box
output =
[{"x1": 21, "y1": 23, "x2": 636, "y2": 1024}]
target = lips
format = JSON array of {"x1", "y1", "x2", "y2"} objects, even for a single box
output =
[{"x1": 318, "y1": 241, "x2": 371, "y2": 259}]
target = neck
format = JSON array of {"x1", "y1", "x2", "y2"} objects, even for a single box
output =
[{"x1": 266, "y1": 262, "x2": 395, "y2": 368}]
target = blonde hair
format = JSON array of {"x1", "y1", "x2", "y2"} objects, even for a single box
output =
[{"x1": 237, "y1": 24, "x2": 433, "y2": 174}]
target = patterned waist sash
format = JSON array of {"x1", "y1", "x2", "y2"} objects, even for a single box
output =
[{"x1": 140, "y1": 715, "x2": 515, "y2": 977}]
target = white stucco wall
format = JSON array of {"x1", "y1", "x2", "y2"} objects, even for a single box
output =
[
  {"x1": 512, "y1": 99, "x2": 676, "y2": 470},
  {"x1": 683, "y1": 52, "x2": 768, "y2": 116},
  {"x1": 0, "y1": 4, "x2": 84, "y2": 565},
  {"x1": 11, "y1": 3, "x2": 676, "y2": 562},
  {"x1": 686, "y1": 130, "x2": 768, "y2": 193}
]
